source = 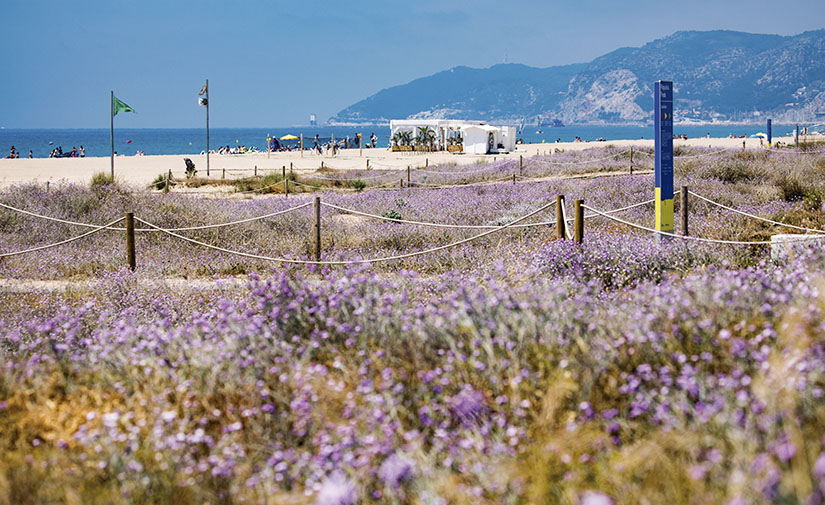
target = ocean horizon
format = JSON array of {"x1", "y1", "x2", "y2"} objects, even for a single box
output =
[{"x1": 1, "y1": 124, "x2": 800, "y2": 158}]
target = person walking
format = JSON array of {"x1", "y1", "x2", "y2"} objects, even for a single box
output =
[
  {"x1": 29, "y1": 150, "x2": 33, "y2": 158},
  {"x1": 80, "y1": 146, "x2": 85, "y2": 158}
]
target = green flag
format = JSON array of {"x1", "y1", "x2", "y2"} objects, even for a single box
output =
[{"x1": 112, "y1": 95, "x2": 135, "y2": 116}]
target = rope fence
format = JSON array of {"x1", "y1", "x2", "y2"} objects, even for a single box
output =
[{"x1": 3, "y1": 185, "x2": 825, "y2": 268}]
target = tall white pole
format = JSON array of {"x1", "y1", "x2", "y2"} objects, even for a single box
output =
[
  {"x1": 206, "y1": 79, "x2": 210, "y2": 177},
  {"x1": 110, "y1": 91, "x2": 114, "y2": 179}
]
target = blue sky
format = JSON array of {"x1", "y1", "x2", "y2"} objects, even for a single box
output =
[{"x1": 1, "y1": 0, "x2": 824, "y2": 128}]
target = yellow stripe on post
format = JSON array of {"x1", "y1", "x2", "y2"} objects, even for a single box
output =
[{"x1": 655, "y1": 187, "x2": 674, "y2": 233}]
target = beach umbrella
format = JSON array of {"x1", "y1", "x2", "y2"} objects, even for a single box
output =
[
  {"x1": 749, "y1": 132, "x2": 767, "y2": 138},
  {"x1": 280, "y1": 134, "x2": 299, "y2": 141}
]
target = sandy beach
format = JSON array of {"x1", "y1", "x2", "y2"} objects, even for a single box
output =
[{"x1": 0, "y1": 134, "x2": 801, "y2": 189}]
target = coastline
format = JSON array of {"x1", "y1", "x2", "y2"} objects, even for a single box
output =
[{"x1": 0, "y1": 134, "x2": 803, "y2": 189}]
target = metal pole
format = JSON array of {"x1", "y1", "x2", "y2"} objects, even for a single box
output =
[
  {"x1": 206, "y1": 79, "x2": 210, "y2": 177},
  {"x1": 796, "y1": 124, "x2": 800, "y2": 149},
  {"x1": 681, "y1": 185, "x2": 689, "y2": 236},
  {"x1": 300, "y1": 134, "x2": 303, "y2": 158},
  {"x1": 313, "y1": 196, "x2": 321, "y2": 262},
  {"x1": 125, "y1": 212, "x2": 136, "y2": 271},
  {"x1": 574, "y1": 200, "x2": 584, "y2": 244},
  {"x1": 556, "y1": 195, "x2": 565, "y2": 240},
  {"x1": 110, "y1": 91, "x2": 114, "y2": 179}
]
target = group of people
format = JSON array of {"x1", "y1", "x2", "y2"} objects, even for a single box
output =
[
  {"x1": 6, "y1": 146, "x2": 31, "y2": 158},
  {"x1": 48, "y1": 146, "x2": 85, "y2": 158},
  {"x1": 213, "y1": 145, "x2": 257, "y2": 155},
  {"x1": 308, "y1": 133, "x2": 379, "y2": 155}
]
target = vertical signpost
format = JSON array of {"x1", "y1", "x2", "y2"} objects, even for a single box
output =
[
  {"x1": 767, "y1": 119, "x2": 772, "y2": 148},
  {"x1": 654, "y1": 80, "x2": 674, "y2": 241}
]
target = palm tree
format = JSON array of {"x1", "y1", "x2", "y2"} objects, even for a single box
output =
[{"x1": 416, "y1": 126, "x2": 436, "y2": 150}]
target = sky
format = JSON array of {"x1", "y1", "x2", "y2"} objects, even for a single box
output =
[{"x1": 1, "y1": 0, "x2": 824, "y2": 128}]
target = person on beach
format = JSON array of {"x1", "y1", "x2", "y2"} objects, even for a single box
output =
[
  {"x1": 71, "y1": 147, "x2": 78, "y2": 158},
  {"x1": 370, "y1": 133, "x2": 377, "y2": 148},
  {"x1": 29, "y1": 150, "x2": 33, "y2": 158},
  {"x1": 80, "y1": 146, "x2": 85, "y2": 157},
  {"x1": 9, "y1": 146, "x2": 16, "y2": 159}
]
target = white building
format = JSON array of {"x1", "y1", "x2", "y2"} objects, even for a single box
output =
[{"x1": 389, "y1": 119, "x2": 516, "y2": 154}]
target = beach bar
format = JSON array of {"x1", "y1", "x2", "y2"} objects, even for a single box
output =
[{"x1": 389, "y1": 119, "x2": 515, "y2": 154}]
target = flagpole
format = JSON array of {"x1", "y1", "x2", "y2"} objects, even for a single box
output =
[
  {"x1": 206, "y1": 79, "x2": 210, "y2": 177},
  {"x1": 110, "y1": 90, "x2": 114, "y2": 179}
]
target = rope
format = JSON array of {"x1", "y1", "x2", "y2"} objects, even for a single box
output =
[
  {"x1": 321, "y1": 202, "x2": 557, "y2": 229},
  {"x1": 234, "y1": 179, "x2": 287, "y2": 194},
  {"x1": 135, "y1": 201, "x2": 555, "y2": 265},
  {"x1": 0, "y1": 200, "x2": 311, "y2": 232},
  {"x1": 688, "y1": 191, "x2": 825, "y2": 235},
  {"x1": 0, "y1": 217, "x2": 125, "y2": 258},
  {"x1": 537, "y1": 150, "x2": 630, "y2": 166},
  {"x1": 582, "y1": 204, "x2": 825, "y2": 246},
  {"x1": 560, "y1": 201, "x2": 574, "y2": 240},
  {"x1": 0, "y1": 201, "x2": 131, "y2": 231}
]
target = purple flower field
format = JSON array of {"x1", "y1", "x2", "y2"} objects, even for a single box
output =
[{"x1": 2, "y1": 147, "x2": 825, "y2": 504}]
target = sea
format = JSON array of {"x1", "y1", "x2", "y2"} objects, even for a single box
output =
[{"x1": 0, "y1": 124, "x2": 801, "y2": 158}]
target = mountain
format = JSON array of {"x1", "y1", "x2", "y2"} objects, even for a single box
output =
[{"x1": 330, "y1": 30, "x2": 825, "y2": 125}]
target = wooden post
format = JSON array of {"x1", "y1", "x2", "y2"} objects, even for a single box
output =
[
  {"x1": 254, "y1": 165, "x2": 257, "y2": 177},
  {"x1": 556, "y1": 195, "x2": 566, "y2": 240},
  {"x1": 285, "y1": 178, "x2": 289, "y2": 198},
  {"x1": 742, "y1": 140, "x2": 746, "y2": 151},
  {"x1": 222, "y1": 168, "x2": 225, "y2": 180},
  {"x1": 399, "y1": 178, "x2": 403, "y2": 188},
  {"x1": 125, "y1": 212, "x2": 136, "y2": 271},
  {"x1": 283, "y1": 166, "x2": 286, "y2": 179},
  {"x1": 629, "y1": 146, "x2": 633, "y2": 175},
  {"x1": 366, "y1": 159, "x2": 370, "y2": 170},
  {"x1": 426, "y1": 158, "x2": 428, "y2": 167},
  {"x1": 300, "y1": 134, "x2": 303, "y2": 157},
  {"x1": 290, "y1": 162, "x2": 293, "y2": 172},
  {"x1": 359, "y1": 133, "x2": 363, "y2": 157},
  {"x1": 512, "y1": 174, "x2": 516, "y2": 185},
  {"x1": 681, "y1": 186, "x2": 689, "y2": 236},
  {"x1": 164, "y1": 170, "x2": 170, "y2": 193},
  {"x1": 45, "y1": 181, "x2": 49, "y2": 192},
  {"x1": 407, "y1": 165, "x2": 411, "y2": 186},
  {"x1": 313, "y1": 196, "x2": 321, "y2": 262},
  {"x1": 519, "y1": 154, "x2": 523, "y2": 172},
  {"x1": 574, "y1": 200, "x2": 584, "y2": 244},
  {"x1": 321, "y1": 161, "x2": 324, "y2": 169},
  {"x1": 795, "y1": 124, "x2": 800, "y2": 149}
]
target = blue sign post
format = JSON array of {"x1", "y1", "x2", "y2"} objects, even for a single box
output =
[
  {"x1": 654, "y1": 80, "x2": 674, "y2": 239},
  {"x1": 767, "y1": 119, "x2": 772, "y2": 148}
]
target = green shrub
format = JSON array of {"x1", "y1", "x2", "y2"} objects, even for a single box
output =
[
  {"x1": 90, "y1": 172, "x2": 115, "y2": 189},
  {"x1": 351, "y1": 179, "x2": 366, "y2": 192}
]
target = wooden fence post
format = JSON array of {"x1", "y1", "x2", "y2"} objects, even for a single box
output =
[
  {"x1": 321, "y1": 161, "x2": 324, "y2": 169},
  {"x1": 519, "y1": 155, "x2": 523, "y2": 173},
  {"x1": 407, "y1": 165, "x2": 411, "y2": 186},
  {"x1": 125, "y1": 212, "x2": 136, "y2": 271},
  {"x1": 629, "y1": 146, "x2": 633, "y2": 175},
  {"x1": 399, "y1": 178, "x2": 403, "y2": 188},
  {"x1": 164, "y1": 170, "x2": 170, "y2": 193},
  {"x1": 222, "y1": 168, "x2": 225, "y2": 180},
  {"x1": 254, "y1": 165, "x2": 257, "y2": 177},
  {"x1": 313, "y1": 196, "x2": 321, "y2": 262},
  {"x1": 426, "y1": 158, "x2": 428, "y2": 167},
  {"x1": 681, "y1": 186, "x2": 689, "y2": 236},
  {"x1": 366, "y1": 159, "x2": 370, "y2": 170},
  {"x1": 45, "y1": 181, "x2": 49, "y2": 192},
  {"x1": 512, "y1": 174, "x2": 516, "y2": 185},
  {"x1": 574, "y1": 200, "x2": 584, "y2": 244},
  {"x1": 556, "y1": 195, "x2": 566, "y2": 240},
  {"x1": 284, "y1": 178, "x2": 289, "y2": 198}
]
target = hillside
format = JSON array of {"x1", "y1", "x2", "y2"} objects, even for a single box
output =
[{"x1": 330, "y1": 30, "x2": 825, "y2": 125}]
